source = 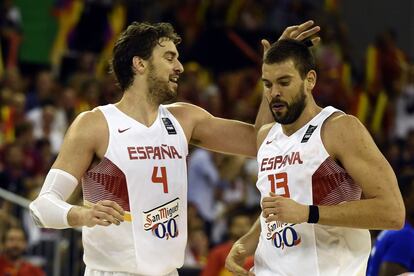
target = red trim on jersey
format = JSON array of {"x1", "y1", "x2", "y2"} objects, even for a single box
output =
[
  {"x1": 82, "y1": 158, "x2": 130, "y2": 211},
  {"x1": 312, "y1": 157, "x2": 361, "y2": 205}
]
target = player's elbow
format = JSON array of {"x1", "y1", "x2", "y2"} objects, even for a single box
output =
[
  {"x1": 29, "y1": 194, "x2": 73, "y2": 229},
  {"x1": 29, "y1": 198, "x2": 47, "y2": 228},
  {"x1": 392, "y1": 205, "x2": 405, "y2": 230},
  {"x1": 383, "y1": 199, "x2": 405, "y2": 230}
]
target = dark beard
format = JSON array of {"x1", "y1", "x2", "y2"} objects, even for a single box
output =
[
  {"x1": 147, "y1": 63, "x2": 177, "y2": 105},
  {"x1": 269, "y1": 84, "x2": 306, "y2": 124}
]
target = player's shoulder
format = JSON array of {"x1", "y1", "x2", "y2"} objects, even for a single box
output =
[
  {"x1": 323, "y1": 113, "x2": 365, "y2": 141},
  {"x1": 68, "y1": 108, "x2": 107, "y2": 139},
  {"x1": 165, "y1": 102, "x2": 212, "y2": 124},
  {"x1": 322, "y1": 112, "x2": 370, "y2": 157},
  {"x1": 166, "y1": 102, "x2": 206, "y2": 115}
]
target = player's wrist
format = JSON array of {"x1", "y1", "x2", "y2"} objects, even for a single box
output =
[
  {"x1": 68, "y1": 206, "x2": 88, "y2": 227},
  {"x1": 307, "y1": 205, "x2": 319, "y2": 224}
]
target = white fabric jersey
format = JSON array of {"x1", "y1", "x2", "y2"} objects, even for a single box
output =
[
  {"x1": 254, "y1": 106, "x2": 371, "y2": 276},
  {"x1": 81, "y1": 104, "x2": 188, "y2": 275}
]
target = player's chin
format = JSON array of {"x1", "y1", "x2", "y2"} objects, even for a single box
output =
[{"x1": 169, "y1": 81, "x2": 178, "y2": 90}]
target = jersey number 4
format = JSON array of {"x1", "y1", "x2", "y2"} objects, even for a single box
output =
[
  {"x1": 152, "y1": 166, "x2": 168, "y2": 193},
  {"x1": 268, "y1": 172, "x2": 290, "y2": 198}
]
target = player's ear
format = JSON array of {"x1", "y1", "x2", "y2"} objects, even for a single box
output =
[
  {"x1": 305, "y1": 70, "x2": 317, "y2": 91},
  {"x1": 132, "y1": 56, "x2": 147, "y2": 75}
]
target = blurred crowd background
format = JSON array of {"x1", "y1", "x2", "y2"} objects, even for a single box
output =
[{"x1": 0, "y1": 0, "x2": 413, "y2": 275}]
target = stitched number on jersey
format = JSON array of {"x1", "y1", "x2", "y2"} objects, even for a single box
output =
[
  {"x1": 268, "y1": 172, "x2": 290, "y2": 198},
  {"x1": 152, "y1": 167, "x2": 168, "y2": 193}
]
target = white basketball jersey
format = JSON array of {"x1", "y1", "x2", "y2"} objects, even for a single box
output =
[
  {"x1": 254, "y1": 106, "x2": 371, "y2": 276},
  {"x1": 81, "y1": 104, "x2": 188, "y2": 275}
]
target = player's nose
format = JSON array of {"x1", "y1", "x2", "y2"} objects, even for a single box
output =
[{"x1": 175, "y1": 60, "x2": 184, "y2": 74}]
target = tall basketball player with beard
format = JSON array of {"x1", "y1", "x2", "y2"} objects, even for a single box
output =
[
  {"x1": 29, "y1": 22, "x2": 320, "y2": 275},
  {"x1": 225, "y1": 39, "x2": 405, "y2": 276}
]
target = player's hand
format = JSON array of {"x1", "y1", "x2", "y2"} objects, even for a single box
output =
[
  {"x1": 82, "y1": 200, "x2": 125, "y2": 227},
  {"x1": 262, "y1": 192, "x2": 308, "y2": 224},
  {"x1": 225, "y1": 242, "x2": 255, "y2": 276},
  {"x1": 261, "y1": 20, "x2": 321, "y2": 54}
]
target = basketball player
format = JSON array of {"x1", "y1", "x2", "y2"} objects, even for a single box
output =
[
  {"x1": 225, "y1": 39, "x2": 405, "y2": 276},
  {"x1": 28, "y1": 22, "x2": 320, "y2": 276}
]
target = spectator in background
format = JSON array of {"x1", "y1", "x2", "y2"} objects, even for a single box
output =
[
  {"x1": 0, "y1": 205, "x2": 18, "y2": 252},
  {"x1": 367, "y1": 177, "x2": 414, "y2": 276},
  {"x1": 184, "y1": 225, "x2": 210, "y2": 271},
  {"x1": 395, "y1": 64, "x2": 414, "y2": 139},
  {"x1": 0, "y1": 226, "x2": 45, "y2": 276},
  {"x1": 0, "y1": 143, "x2": 29, "y2": 196},
  {"x1": 25, "y1": 70, "x2": 55, "y2": 111},
  {"x1": 188, "y1": 148, "x2": 221, "y2": 238},
  {"x1": 202, "y1": 208, "x2": 254, "y2": 276},
  {"x1": 26, "y1": 101, "x2": 67, "y2": 154}
]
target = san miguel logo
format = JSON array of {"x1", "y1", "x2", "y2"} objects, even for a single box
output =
[
  {"x1": 266, "y1": 221, "x2": 301, "y2": 250},
  {"x1": 143, "y1": 198, "x2": 180, "y2": 240}
]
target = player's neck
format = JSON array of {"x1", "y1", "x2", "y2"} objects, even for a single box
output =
[
  {"x1": 281, "y1": 100, "x2": 322, "y2": 136},
  {"x1": 115, "y1": 87, "x2": 159, "y2": 127}
]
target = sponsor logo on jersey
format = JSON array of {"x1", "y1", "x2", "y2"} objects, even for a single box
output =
[
  {"x1": 143, "y1": 198, "x2": 180, "y2": 240},
  {"x1": 127, "y1": 145, "x2": 183, "y2": 160},
  {"x1": 162, "y1": 118, "x2": 177, "y2": 135},
  {"x1": 266, "y1": 221, "x2": 301, "y2": 250},
  {"x1": 118, "y1": 127, "x2": 131, "y2": 133},
  {"x1": 301, "y1": 125, "x2": 318, "y2": 143},
  {"x1": 260, "y1": 151, "x2": 303, "y2": 172}
]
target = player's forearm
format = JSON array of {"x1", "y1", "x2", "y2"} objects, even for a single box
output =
[
  {"x1": 236, "y1": 218, "x2": 261, "y2": 255},
  {"x1": 318, "y1": 198, "x2": 405, "y2": 230},
  {"x1": 29, "y1": 169, "x2": 78, "y2": 229},
  {"x1": 254, "y1": 95, "x2": 273, "y2": 134}
]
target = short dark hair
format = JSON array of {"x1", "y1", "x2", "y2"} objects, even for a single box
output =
[
  {"x1": 264, "y1": 39, "x2": 316, "y2": 79},
  {"x1": 111, "y1": 22, "x2": 181, "y2": 91}
]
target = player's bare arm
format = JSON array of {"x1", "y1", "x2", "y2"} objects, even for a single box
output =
[
  {"x1": 167, "y1": 102, "x2": 259, "y2": 156},
  {"x1": 225, "y1": 218, "x2": 261, "y2": 276},
  {"x1": 319, "y1": 114, "x2": 405, "y2": 228},
  {"x1": 262, "y1": 114, "x2": 405, "y2": 229},
  {"x1": 31, "y1": 110, "x2": 125, "y2": 228}
]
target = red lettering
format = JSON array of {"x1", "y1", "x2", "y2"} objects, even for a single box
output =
[
  {"x1": 145, "y1": 146, "x2": 154, "y2": 159},
  {"x1": 274, "y1": 156, "x2": 283, "y2": 169},
  {"x1": 170, "y1": 146, "x2": 182, "y2": 159},
  {"x1": 137, "y1": 147, "x2": 147, "y2": 159},
  {"x1": 127, "y1": 145, "x2": 184, "y2": 160},
  {"x1": 267, "y1": 157, "x2": 275, "y2": 171},
  {"x1": 161, "y1": 145, "x2": 172, "y2": 159},
  {"x1": 261, "y1": 152, "x2": 304, "y2": 171},
  {"x1": 261, "y1": 158, "x2": 268, "y2": 172},
  {"x1": 153, "y1": 147, "x2": 161, "y2": 159},
  {"x1": 128, "y1": 147, "x2": 138, "y2": 160},
  {"x1": 292, "y1": 152, "x2": 303, "y2": 164}
]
